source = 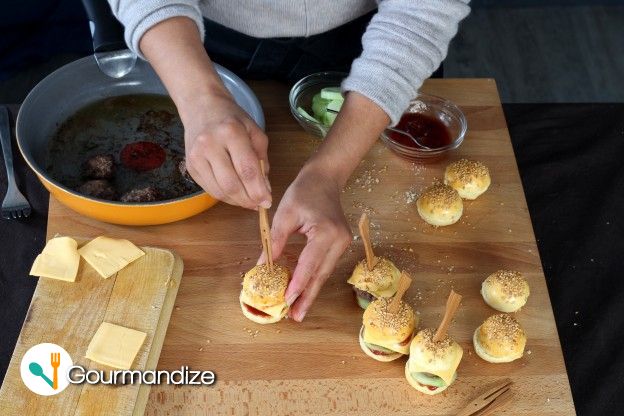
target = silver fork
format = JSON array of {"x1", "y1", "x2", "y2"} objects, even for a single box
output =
[{"x1": 0, "y1": 106, "x2": 31, "y2": 219}]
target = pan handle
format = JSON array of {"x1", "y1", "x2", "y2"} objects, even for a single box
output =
[{"x1": 81, "y1": 0, "x2": 127, "y2": 52}]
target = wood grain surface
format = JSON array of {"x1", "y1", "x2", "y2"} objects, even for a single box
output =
[
  {"x1": 41, "y1": 79, "x2": 575, "y2": 415},
  {"x1": 0, "y1": 246, "x2": 183, "y2": 416}
]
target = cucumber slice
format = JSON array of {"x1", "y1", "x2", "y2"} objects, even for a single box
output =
[
  {"x1": 312, "y1": 95, "x2": 331, "y2": 119},
  {"x1": 356, "y1": 295, "x2": 371, "y2": 309},
  {"x1": 320, "y1": 87, "x2": 343, "y2": 101},
  {"x1": 327, "y1": 99, "x2": 343, "y2": 113},
  {"x1": 297, "y1": 107, "x2": 318, "y2": 123},
  {"x1": 364, "y1": 342, "x2": 395, "y2": 354},
  {"x1": 323, "y1": 110, "x2": 337, "y2": 127},
  {"x1": 411, "y1": 372, "x2": 446, "y2": 388}
]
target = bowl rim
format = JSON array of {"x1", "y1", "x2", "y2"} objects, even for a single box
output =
[
  {"x1": 380, "y1": 92, "x2": 467, "y2": 154},
  {"x1": 288, "y1": 71, "x2": 348, "y2": 132}
]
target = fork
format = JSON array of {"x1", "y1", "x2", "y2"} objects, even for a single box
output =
[
  {"x1": 51, "y1": 352, "x2": 61, "y2": 390},
  {"x1": 457, "y1": 378, "x2": 514, "y2": 416},
  {"x1": 0, "y1": 106, "x2": 31, "y2": 219}
]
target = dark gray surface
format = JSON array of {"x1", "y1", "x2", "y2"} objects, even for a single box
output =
[{"x1": 445, "y1": 5, "x2": 624, "y2": 102}]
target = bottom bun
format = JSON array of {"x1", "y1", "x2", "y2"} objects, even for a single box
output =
[
  {"x1": 239, "y1": 294, "x2": 288, "y2": 324},
  {"x1": 404, "y1": 362, "x2": 454, "y2": 395},
  {"x1": 358, "y1": 326, "x2": 402, "y2": 362},
  {"x1": 473, "y1": 327, "x2": 520, "y2": 363}
]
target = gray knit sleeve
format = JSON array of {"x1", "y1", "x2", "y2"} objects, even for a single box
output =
[
  {"x1": 107, "y1": 0, "x2": 205, "y2": 58},
  {"x1": 342, "y1": 0, "x2": 470, "y2": 125}
]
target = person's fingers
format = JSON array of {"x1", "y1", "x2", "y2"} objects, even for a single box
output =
[
  {"x1": 289, "y1": 235, "x2": 349, "y2": 322},
  {"x1": 227, "y1": 136, "x2": 272, "y2": 209},
  {"x1": 284, "y1": 236, "x2": 330, "y2": 309},
  {"x1": 256, "y1": 202, "x2": 300, "y2": 265},
  {"x1": 247, "y1": 123, "x2": 269, "y2": 170},
  {"x1": 186, "y1": 152, "x2": 234, "y2": 204},
  {"x1": 208, "y1": 148, "x2": 257, "y2": 209}
]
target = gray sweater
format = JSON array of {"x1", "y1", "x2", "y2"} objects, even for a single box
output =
[{"x1": 108, "y1": 0, "x2": 470, "y2": 125}]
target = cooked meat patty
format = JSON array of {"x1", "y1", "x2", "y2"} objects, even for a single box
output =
[
  {"x1": 78, "y1": 180, "x2": 116, "y2": 200},
  {"x1": 354, "y1": 287, "x2": 377, "y2": 303},
  {"x1": 120, "y1": 186, "x2": 160, "y2": 203},
  {"x1": 82, "y1": 154, "x2": 114, "y2": 179},
  {"x1": 178, "y1": 158, "x2": 195, "y2": 183}
]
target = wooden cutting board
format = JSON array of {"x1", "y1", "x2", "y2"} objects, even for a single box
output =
[
  {"x1": 35, "y1": 79, "x2": 574, "y2": 415},
  {"x1": 0, "y1": 244, "x2": 183, "y2": 415}
]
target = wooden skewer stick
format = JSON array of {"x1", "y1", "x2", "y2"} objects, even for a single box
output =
[
  {"x1": 388, "y1": 271, "x2": 412, "y2": 314},
  {"x1": 433, "y1": 290, "x2": 462, "y2": 342},
  {"x1": 358, "y1": 213, "x2": 379, "y2": 271},
  {"x1": 258, "y1": 160, "x2": 273, "y2": 270}
]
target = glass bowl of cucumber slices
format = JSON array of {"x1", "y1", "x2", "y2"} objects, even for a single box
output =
[{"x1": 289, "y1": 71, "x2": 347, "y2": 138}]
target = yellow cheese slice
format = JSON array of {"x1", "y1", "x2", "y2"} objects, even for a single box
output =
[
  {"x1": 240, "y1": 290, "x2": 287, "y2": 318},
  {"x1": 29, "y1": 236, "x2": 80, "y2": 282},
  {"x1": 86, "y1": 322, "x2": 147, "y2": 370},
  {"x1": 78, "y1": 236, "x2": 145, "y2": 278},
  {"x1": 362, "y1": 327, "x2": 411, "y2": 355},
  {"x1": 407, "y1": 344, "x2": 463, "y2": 385}
]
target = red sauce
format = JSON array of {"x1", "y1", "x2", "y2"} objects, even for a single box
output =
[
  {"x1": 120, "y1": 141, "x2": 166, "y2": 172},
  {"x1": 388, "y1": 113, "x2": 452, "y2": 149},
  {"x1": 244, "y1": 303, "x2": 271, "y2": 317},
  {"x1": 370, "y1": 348, "x2": 390, "y2": 356}
]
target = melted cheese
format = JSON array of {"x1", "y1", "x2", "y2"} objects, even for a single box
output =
[
  {"x1": 86, "y1": 322, "x2": 147, "y2": 370},
  {"x1": 407, "y1": 343, "x2": 463, "y2": 385},
  {"x1": 29, "y1": 236, "x2": 80, "y2": 282},
  {"x1": 362, "y1": 327, "x2": 411, "y2": 355},
  {"x1": 240, "y1": 290, "x2": 287, "y2": 318},
  {"x1": 78, "y1": 236, "x2": 144, "y2": 278}
]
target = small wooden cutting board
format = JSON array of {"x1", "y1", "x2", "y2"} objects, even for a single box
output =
[{"x1": 0, "y1": 243, "x2": 183, "y2": 416}]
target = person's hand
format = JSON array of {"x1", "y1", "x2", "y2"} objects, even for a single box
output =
[
  {"x1": 259, "y1": 164, "x2": 352, "y2": 321},
  {"x1": 182, "y1": 92, "x2": 272, "y2": 210}
]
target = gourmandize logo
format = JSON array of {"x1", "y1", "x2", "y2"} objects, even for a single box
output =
[{"x1": 20, "y1": 343, "x2": 73, "y2": 396}]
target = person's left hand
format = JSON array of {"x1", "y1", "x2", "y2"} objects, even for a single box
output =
[{"x1": 257, "y1": 164, "x2": 352, "y2": 322}]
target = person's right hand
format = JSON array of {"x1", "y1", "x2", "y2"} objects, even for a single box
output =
[{"x1": 182, "y1": 91, "x2": 272, "y2": 210}]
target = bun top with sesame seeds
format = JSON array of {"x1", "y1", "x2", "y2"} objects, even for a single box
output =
[
  {"x1": 481, "y1": 270, "x2": 530, "y2": 313},
  {"x1": 348, "y1": 257, "x2": 402, "y2": 298},
  {"x1": 444, "y1": 159, "x2": 491, "y2": 200},
  {"x1": 474, "y1": 314, "x2": 526, "y2": 362},
  {"x1": 241, "y1": 264, "x2": 291, "y2": 308},
  {"x1": 416, "y1": 183, "x2": 463, "y2": 226}
]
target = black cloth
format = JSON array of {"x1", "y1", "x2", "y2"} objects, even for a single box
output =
[
  {"x1": 504, "y1": 104, "x2": 624, "y2": 415},
  {"x1": 0, "y1": 101, "x2": 622, "y2": 414}
]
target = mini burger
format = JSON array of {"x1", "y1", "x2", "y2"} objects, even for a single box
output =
[
  {"x1": 348, "y1": 258, "x2": 401, "y2": 309},
  {"x1": 405, "y1": 328, "x2": 463, "y2": 395},
  {"x1": 359, "y1": 297, "x2": 418, "y2": 361},
  {"x1": 240, "y1": 264, "x2": 291, "y2": 324},
  {"x1": 473, "y1": 314, "x2": 526, "y2": 363}
]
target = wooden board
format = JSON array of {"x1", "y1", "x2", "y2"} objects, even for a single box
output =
[
  {"x1": 39, "y1": 79, "x2": 575, "y2": 415},
  {"x1": 0, "y1": 245, "x2": 183, "y2": 415}
]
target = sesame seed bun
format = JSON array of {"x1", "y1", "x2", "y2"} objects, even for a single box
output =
[
  {"x1": 444, "y1": 159, "x2": 491, "y2": 200},
  {"x1": 347, "y1": 258, "x2": 401, "y2": 299},
  {"x1": 404, "y1": 362, "x2": 457, "y2": 395},
  {"x1": 481, "y1": 270, "x2": 530, "y2": 313},
  {"x1": 360, "y1": 298, "x2": 417, "y2": 357},
  {"x1": 416, "y1": 184, "x2": 463, "y2": 226},
  {"x1": 473, "y1": 314, "x2": 526, "y2": 363},
  {"x1": 240, "y1": 264, "x2": 290, "y2": 324}
]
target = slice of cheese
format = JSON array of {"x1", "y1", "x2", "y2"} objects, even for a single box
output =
[
  {"x1": 86, "y1": 322, "x2": 147, "y2": 370},
  {"x1": 407, "y1": 344, "x2": 463, "y2": 385},
  {"x1": 240, "y1": 290, "x2": 287, "y2": 318},
  {"x1": 78, "y1": 236, "x2": 145, "y2": 278},
  {"x1": 362, "y1": 327, "x2": 411, "y2": 355},
  {"x1": 29, "y1": 236, "x2": 80, "y2": 282}
]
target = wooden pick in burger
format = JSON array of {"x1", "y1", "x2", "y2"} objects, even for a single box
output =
[
  {"x1": 388, "y1": 271, "x2": 412, "y2": 314},
  {"x1": 258, "y1": 160, "x2": 273, "y2": 271},
  {"x1": 433, "y1": 289, "x2": 462, "y2": 342},
  {"x1": 358, "y1": 213, "x2": 379, "y2": 271}
]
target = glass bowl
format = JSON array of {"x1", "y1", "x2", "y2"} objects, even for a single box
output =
[
  {"x1": 380, "y1": 93, "x2": 467, "y2": 161},
  {"x1": 289, "y1": 71, "x2": 347, "y2": 138}
]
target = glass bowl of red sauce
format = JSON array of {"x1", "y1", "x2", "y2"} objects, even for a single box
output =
[{"x1": 380, "y1": 93, "x2": 467, "y2": 161}]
